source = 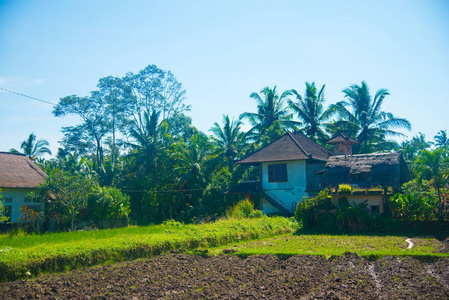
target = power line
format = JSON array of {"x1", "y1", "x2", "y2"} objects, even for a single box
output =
[
  {"x1": 122, "y1": 188, "x2": 208, "y2": 194},
  {"x1": 0, "y1": 87, "x2": 57, "y2": 106}
]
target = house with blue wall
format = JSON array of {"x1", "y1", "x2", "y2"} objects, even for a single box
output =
[
  {"x1": 0, "y1": 152, "x2": 47, "y2": 223},
  {"x1": 230, "y1": 132, "x2": 333, "y2": 215}
]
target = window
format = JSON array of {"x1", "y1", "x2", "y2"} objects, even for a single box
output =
[
  {"x1": 268, "y1": 164, "x2": 287, "y2": 182},
  {"x1": 3, "y1": 197, "x2": 12, "y2": 203},
  {"x1": 370, "y1": 205, "x2": 380, "y2": 214}
]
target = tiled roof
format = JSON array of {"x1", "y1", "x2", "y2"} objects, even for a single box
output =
[
  {"x1": 237, "y1": 133, "x2": 333, "y2": 165},
  {"x1": 0, "y1": 152, "x2": 47, "y2": 188},
  {"x1": 327, "y1": 133, "x2": 360, "y2": 145}
]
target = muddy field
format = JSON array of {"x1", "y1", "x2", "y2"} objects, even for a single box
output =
[{"x1": 1, "y1": 253, "x2": 448, "y2": 299}]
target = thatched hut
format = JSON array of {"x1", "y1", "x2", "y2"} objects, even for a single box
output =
[
  {"x1": 0, "y1": 152, "x2": 47, "y2": 223},
  {"x1": 322, "y1": 152, "x2": 410, "y2": 192},
  {"x1": 321, "y1": 151, "x2": 411, "y2": 214}
]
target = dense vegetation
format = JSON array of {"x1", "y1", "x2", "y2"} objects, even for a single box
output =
[{"x1": 2, "y1": 64, "x2": 448, "y2": 230}]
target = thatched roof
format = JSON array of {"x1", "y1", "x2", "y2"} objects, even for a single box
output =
[
  {"x1": 237, "y1": 132, "x2": 333, "y2": 165},
  {"x1": 322, "y1": 152, "x2": 411, "y2": 190},
  {"x1": 0, "y1": 152, "x2": 47, "y2": 189}
]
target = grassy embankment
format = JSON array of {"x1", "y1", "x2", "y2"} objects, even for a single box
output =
[
  {"x1": 209, "y1": 233, "x2": 448, "y2": 259},
  {"x1": 0, "y1": 217, "x2": 296, "y2": 282}
]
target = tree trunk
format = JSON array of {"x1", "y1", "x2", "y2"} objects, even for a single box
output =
[{"x1": 70, "y1": 207, "x2": 76, "y2": 232}]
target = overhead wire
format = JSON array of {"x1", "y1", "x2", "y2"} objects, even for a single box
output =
[
  {"x1": 0, "y1": 87, "x2": 57, "y2": 106},
  {"x1": 1, "y1": 87, "x2": 212, "y2": 196}
]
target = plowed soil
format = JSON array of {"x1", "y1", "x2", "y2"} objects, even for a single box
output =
[{"x1": 1, "y1": 253, "x2": 448, "y2": 299}]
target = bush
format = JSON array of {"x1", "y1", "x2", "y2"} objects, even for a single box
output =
[
  {"x1": 82, "y1": 186, "x2": 131, "y2": 222},
  {"x1": 390, "y1": 179, "x2": 447, "y2": 221},
  {"x1": 226, "y1": 199, "x2": 263, "y2": 219},
  {"x1": 295, "y1": 189, "x2": 334, "y2": 229},
  {"x1": 338, "y1": 184, "x2": 352, "y2": 193},
  {"x1": 295, "y1": 189, "x2": 392, "y2": 233}
]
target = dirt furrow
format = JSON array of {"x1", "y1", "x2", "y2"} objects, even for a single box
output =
[{"x1": 0, "y1": 254, "x2": 448, "y2": 299}]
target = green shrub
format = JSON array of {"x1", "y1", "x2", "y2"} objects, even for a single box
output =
[
  {"x1": 226, "y1": 199, "x2": 263, "y2": 219},
  {"x1": 339, "y1": 184, "x2": 352, "y2": 193},
  {"x1": 295, "y1": 189, "x2": 334, "y2": 229},
  {"x1": 390, "y1": 179, "x2": 446, "y2": 221}
]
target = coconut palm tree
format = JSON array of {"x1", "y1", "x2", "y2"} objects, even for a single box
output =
[
  {"x1": 210, "y1": 115, "x2": 245, "y2": 171},
  {"x1": 174, "y1": 133, "x2": 214, "y2": 190},
  {"x1": 332, "y1": 81, "x2": 411, "y2": 153},
  {"x1": 125, "y1": 110, "x2": 163, "y2": 171},
  {"x1": 400, "y1": 133, "x2": 432, "y2": 168},
  {"x1": 434, "y1": 130, "x2": 449, "y2": 149},
  {"x1": 289, "y1": 82, "x2": 334, "y2": 143},
  {"x1": 10, "y1": 133, "x2": 52, "y2": 159},
  {"x1": 240, "y1": 86, "x2": 300, "y2": 140}
]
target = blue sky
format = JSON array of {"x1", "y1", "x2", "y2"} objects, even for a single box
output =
[{"x1": 1, "y1": 0, "x2": 448, "y2": 157}]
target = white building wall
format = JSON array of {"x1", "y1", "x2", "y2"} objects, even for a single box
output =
[
  {"x1": 0, "y1": 188, "x2": 44, "y2": 223},
  {"x1": 261, "y1": 160, "x2": 308, "y2": 213}
]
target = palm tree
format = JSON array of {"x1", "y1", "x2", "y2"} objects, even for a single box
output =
[
  {"x1": 10, "y1": 133, "x2": 52, "y2": 159},
  {"x1": 400, "y1": 133, "x2": 432, "y2": 167},
  {"x1": 240, "y1": 86, "x2": 300, "y2": 140},
  {"x1": 332, "y1": 81, "x2": 411, "y2": 153},
  {"x1": 434, "y1": 130, "x2": 449, "y2": 149},
  {"x1": 209, "y1": 115, "x2": 245, "y2": 171},
  {"x1": 174, "y1": 133, "x2": 214, "y2": 190},
  {"x1": 414, "y1": 148, "x2": 449, "y2": 202},
  {"x1": 289, "y1": 82, "x2": 334, "y2": 143},
  {"x1": 126, "y1": 110, "x2": 163, "y2": 171}
]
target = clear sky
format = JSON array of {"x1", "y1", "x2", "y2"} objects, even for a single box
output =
[{"x1": 1, "y1": 0, "x2": 448, "y2": 157}]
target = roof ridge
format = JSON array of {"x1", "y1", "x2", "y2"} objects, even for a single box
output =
[
  {"x1": 0, "y1": 151, "x2": 26, "y2": 156},
  {"x1": 332, "y1": 151, "x2": 399, "y2": 158},
  {"x1": 287, "y1": 132, "x2": 310, "y2": 157},
  {"x1": 235, "y1": 133, "x2": 290, "y2": 164}
]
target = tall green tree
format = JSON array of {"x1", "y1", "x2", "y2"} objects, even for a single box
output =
[
  {"x1": 240, "y1": 86, "x2": 299, "y2": 140},
  {"x1": 414, "y1": 148, "x2": 449, "y2": 203},
  {"x1": 53, "y1": 94, "x2": 110, "y2": 174},
  {"x1": 10, "y1": 133, "x2": 52, "y2": 159},
  {"x1": 332, "y1": 81, "x2": 411, "y2": 153},
  {"x1": 124, "y1": 64, "x2": 189, "y2": 121},
  {"x1": 210, "y1": 115, "x2": 245, "y2": 171},
  {"x1": 289, "y1": 82, "x2": 334, "y2": 143},
  {"x1": 96, "y1": 76, "x2": 134, "y2": 165}
]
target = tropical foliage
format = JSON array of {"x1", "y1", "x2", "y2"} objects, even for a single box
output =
[
  {"x1": 240, "y1": 86, "x2": 300, "y2": 140},
  {"x1": 0, "y1": 190, "x2": 9, "y2": 223},
  {"x1": 289, "y1": 82, "x2": 334, "y2": 143},
  {"x1": 390, "y1": 179, "x2": 448, "y2": 221},
  {"x1": 10, "y1": 133, "x2": 52, "y2": 159},
  {"x1": 6, "y1": 63, "x2": 447, "y2": 231},
  {"x1": 332, "y1": 81, "x2": 411, "y2": 153}
]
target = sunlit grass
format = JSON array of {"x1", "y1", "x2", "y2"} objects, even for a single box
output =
[
  {"x1": 0, "y1": 216, "x2": 298, "y2": 282},
  {"x1": 209, "y1": 234, "x2": 447, "y2": 258}
]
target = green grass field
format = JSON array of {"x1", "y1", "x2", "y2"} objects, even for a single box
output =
[
  {"x1": 0, "y1": 216, "x2": 297, "y2": 282},
  {"x1": 0, "y1": 216, "x2": 447, "y2": 283},
  {"x1": 208, "y1": 233, "x2": 447, "y2": 258}
]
